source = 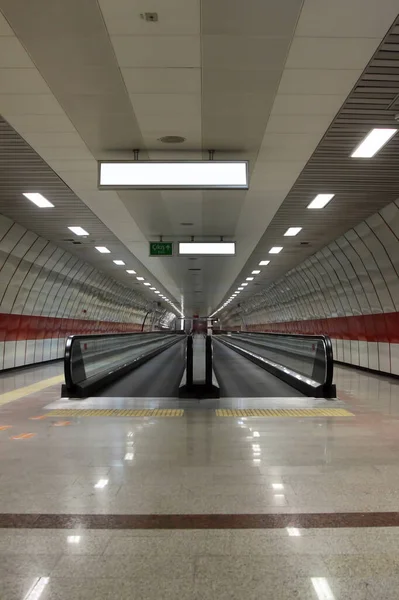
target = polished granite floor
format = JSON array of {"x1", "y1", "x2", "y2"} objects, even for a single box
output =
[{"x1": 0, "y1": 361, "x2": 399, "y2": 599}]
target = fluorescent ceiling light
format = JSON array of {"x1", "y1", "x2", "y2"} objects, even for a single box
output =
[
  {"x1": 242, "y1": 283, "x2": 248, "y2": 287},
  {"x1": 246, "y1": 277, "x2": 254, "y2": 281},
  {"x1": 126, "y1": 270, "x2": 136, "y2": 274},
  {"x1": 238, "y1": 287, "x2": 244, "y2": 290},
  {"x1": 351, "y1": 128, "x2": 397, "y2": 158},
  {"x1": 307, "y1": 194, "x2": 334, "y2": 209},
  {"x1": 311, "y1": 578, "x2": 335, "y2": 600},
  {"x1": 99, "y1": 161, "x2": 248, "y2": 190},
  {"x1": 136, "y1": 276, "x2": 144, "y2": 281},
  {"x1": 68, "y1": 226, "x2": 89, "y2": 236},
  {"x1": 259, "y1": 260, "x2": 270, "y2": 266},
  {"x1": 113, "y1": 260, "x2": 125, "y2": 265},
  {"x1": 269, "y1": 246, "x2": 283, "y2": 254},
  {"x1": 96, "y1": 246, "x2": 110, "y2": 254},
  {"x1": 144, "y1": 282, "x2": 151, "y2": 286},
  {"x1": 155, "y1": 291, "x2": 160, "y2": 294},
  {"x1": 23, "y1": 192, "x2": 54, "y2": 208},
  {"x1": 178, "y1": 242, "x2": 235, "y2": 256},
  {"x1": 252, "y1": 270, "x2": 260, "y2": 274},
  {"x1": 150, "y1": 287, "x2": 156, "y2": 290},
  {"x1": 284, "y1": 227, "x2": 302, "y2": 236}
]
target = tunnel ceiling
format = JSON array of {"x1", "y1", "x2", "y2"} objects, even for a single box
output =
[{"x1": 0, "y1": 1, "x2": 398, "y2": 317}]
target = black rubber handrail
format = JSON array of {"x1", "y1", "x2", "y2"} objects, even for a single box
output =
[
  {"x1": 214, "y1": 330, "x2": 335, "y2": 398},
  {"x1": 64, "y1": 331, "x2": 184, "y2": 396}
]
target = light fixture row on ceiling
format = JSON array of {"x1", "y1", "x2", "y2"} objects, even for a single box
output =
[
  {"x1": 21, "y1": 193, "x2": 183, "y2": 316},
  {"x1": 210, "y1": 126, "x2": 398, "y2": 318}
]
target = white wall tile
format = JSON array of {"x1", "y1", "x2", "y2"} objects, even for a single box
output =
[
  {"x1": 378, "y1": 342, "x2": 391, "y2": 374},
  {"x1": 0, "y1": 342, "x2": 4, "y2": 371},
  {"x1": 336, "y1": 339, "x2": 344, "y2": 362},
  {"x1": 25, "y1": 341, "x2": 36, "y2": 365},
  {"x1": 343, "y1": 340, "x2": 352, "y2": 364},
  {"x1": 3, "y1": 341, "x2": 16, "y2": 369},
  {"x1": 350, "y1": 341, "x2": 360, "y2": 366},
  {"x1": 15, "y1": 340, "x2": 27, "y2": 367},
  {"x1": 390, "y1": 344, "x2": 399, "y2": 376},
  {"x1": 368, "y1": 342, "x2": 379, "y2": 371}
]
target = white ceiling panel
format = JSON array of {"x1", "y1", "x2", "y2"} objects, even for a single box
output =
[
  {"x1": 122, "y1": 68, "x2": 201, "y2": 94},
  {"x1": 295, "y1": 0, "x2": 399, "y2": 38},
  {"x1": 202, "y1": 69, "x2": 282, "y2": 95},
  {"x1": 286, "y1": 37, "x2": 384, "y2": 70},
  {"x1": 0, "y1": 94, "x2": 64, "y2": 115},
  {"x1": 111, "y1": 36, "x2": 201, "y2": 68},
  {"x1": 202, "y1": 0, "x2": 303, "y2": 36},
  {"x1": 138, "y1": 118, "x2": 201, "y2": 135},
  {"x1": 131, "y1": 94, "x2": 201, "y2": 118},
  {"x1": 278, "y1": 69, "x2": 361, "y2": 95},
  {"x1": 38, "y1": 146, "x2": 94, "y2": 161},
  {"x1": 259, "y1": 133, "x2": 325, "y2": 161},
  {"x1": 47, "y1": 159, "x2": 97, "y2": 172},
  {"x1": 60, "y1": 171, "x2": 98, "y2": 191},
  {"x1": 202, "y1": 36, "x2": 290, "y2": 71},
  {"x1": 0, "y1": 68, "x2": 51, "y2": 94},
  {"x1": 5, "y1": 114, "x2": 76, "y2": 133},
  {"x1": 99, "y1": 0, "x2": 200, "y2": 36},
  {"x1": 0, "y1": 37, "x2": 33, "y2": 67},
  {"x1": 21, "y1": 132, "x2": 87, "y2": 148},
  {"x1": 266, "y1": 114, "x2": 335, "y2": 134},
  {"x1": 249, "y1": 162, "x2": 305, "y2": 191},
  {"x1": 0, "y1": 10, "x2": 12, "y2": 34},
  {"x1": 271, "y1": 94, "x2": 346, "y2": 116}
]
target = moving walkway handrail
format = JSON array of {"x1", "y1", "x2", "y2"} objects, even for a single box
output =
[
  {"x1": 214, "y1": 330, "x2": 336, "y2": 398},
  {"x1": 63, "y1": 330, "x2": 184, "y2": 398}
]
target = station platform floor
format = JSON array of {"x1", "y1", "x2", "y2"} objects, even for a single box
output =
[{"x1": 0, "y1": 360, "x2": 399, "y2": 599}]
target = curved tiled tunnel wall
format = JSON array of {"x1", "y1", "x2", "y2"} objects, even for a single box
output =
[
  {"x1": 234, "y1": 200, "x2": 399, "y2": 376},
  {"x1": 0, "y1": 214, "x2": 165, "y2": 370}
]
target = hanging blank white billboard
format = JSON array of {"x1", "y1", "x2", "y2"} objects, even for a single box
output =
[{"x1": 98, "y1": 161, "x2": 248, "y2": 190}]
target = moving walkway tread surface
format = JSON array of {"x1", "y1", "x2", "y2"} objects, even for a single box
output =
[
  {"x1": 98, "y1": 340, "x2": 185, "y2": 398},
  {"x1": 213, "y1": 339, "x2": 304, "y2": 398}
]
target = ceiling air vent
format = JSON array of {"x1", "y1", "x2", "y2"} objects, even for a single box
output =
[
  {"x1": 300, "y1": 241, "x2": 310, "y2": 246},
  {"x1": 189, "y1": 268, "x2": 201, "y2": 271},
  {"x1": 158, "y1": 136, "x2": 186, "y2": 143},
  {"x1": 141, "y1": 12, "x2": 158, "y2": 21}
]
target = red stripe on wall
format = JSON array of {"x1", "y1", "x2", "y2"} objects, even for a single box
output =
[
  {"x1": 0, "y1": 313, "x2": 142, "y2": 342},
  {"x1": 249, "y1": 311, "x2": 399, "y2": 344}
]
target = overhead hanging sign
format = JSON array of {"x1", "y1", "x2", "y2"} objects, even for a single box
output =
[
  {"x1": 178, "y1": 242, "x2": 236, "y2": 256},
  {"x1": 98, "y1": 161, "x2": 249, "y2": 190},
  {"x1": 149, "y1": 242, "x2": 173, "y2": 256}
]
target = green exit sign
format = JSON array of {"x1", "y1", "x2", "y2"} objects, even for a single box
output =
[{"x1": 149, "y1": 242, "x2": 173, "y2": 256}]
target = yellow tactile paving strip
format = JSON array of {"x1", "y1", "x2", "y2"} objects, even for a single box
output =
[
  {"x1": 45, "y1": 409, "x2": 184, "y2": 417},
  {"x1": 216, "y1": 408, "x2": 354, "y2": 418}
]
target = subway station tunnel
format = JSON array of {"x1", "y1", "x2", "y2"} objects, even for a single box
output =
[{"x1": 1, "y1": 2, "x2": 399, "y2": 599}]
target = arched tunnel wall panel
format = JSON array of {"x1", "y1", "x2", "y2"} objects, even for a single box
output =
[
  {"x1": 0, "y1": 214, "x2": 166, "y2": 370},
  {"x1": 234, "y1": 199, "x2": 399, "y2": 376}
]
